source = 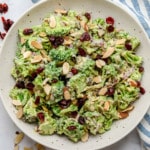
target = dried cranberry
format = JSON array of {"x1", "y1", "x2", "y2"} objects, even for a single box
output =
[
  {"x1": 107, "y1": 25, "x2": 114, "y2": 32},
  {"x1": 70, "y1": 111, "x2": 78, "y2": 118},
  {"x1": 107, "y1": 87, "x2": 115, "y2": 96},
  {"x1": 35, "y1": 96, "x2": 40, "y2": 105},
  {"x1": 96, "y1": 54, "x2": 102, "y2": 59},
  {"x1": 48, "y1": 36, "x2": 64, "y2": 47},
  {"x1": 106, "y1": 17, "x2": 114, "y2": 25},
  {"x1": 59, "y1": 99, "x2": 71, "y2": 109},
  {"x1": 30, "y1": 72, "x2": 37, "y2": 81},
  {"x1": 78, "y1": 47, "x2": 87, "y2": 56},
  {"x1": 140, "y1": 87, "x2": 145, "y2": 94},
  {"x1": 136, "y1": 81, "x2": 141, "y2": 87},
  {"x1": 26, "y1": 82, "x2": 34, "y2": 91},
  {"x1": 23, "y1": 28, "x2": 33, "y2": 35},
  {"x1": 84, "y1": 12, "x2": 91, "y2": 20},
  {"x1": 77, "y1": 96, "x2": 87, "y2": 109},
  {"x1": 15, "y1": 81, "x2": 25, "y2": 89},
  {"x1": 139, "y1": 66, "x2": 144, "y2": 72},
  {"x1": 71, "y1": 67, "x2": 78, "y2": 75},
  {"x1": 80, "y1": 32, "x2": 91, "y2": 42},
  {"x1": 0, "y1": 4, "x2": 3, "y2": 13},
  {"x1": 37, "y1": 112, "x2": 45, "y2": 122},
  {"x1": 2, "y1": 3, "x2": 8, "y2": 13},
  {"x1": 67, "y1": 126, "x2": 76, "y2": 131},
  {"x1": 51, "y1": 79, "x2": 58, "y2": 83},
  {"x1": 36, "y1": 67, "x2": 44, "y2": 74},
  {"x1": 0, "y1": 32, "x2": 6, "y2": 39},
  {"x1": 125, "y1": 40, "x2": 132, "y2": 50},
  {"x1": 78, "y1": 116, "x2": 85, "y2": 125},
  {"x1": 1, "y1": 17, "x2": 14, "y2": 31}
]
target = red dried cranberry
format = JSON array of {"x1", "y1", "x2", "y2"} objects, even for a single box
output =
[
  {"x1": 36, "y1": 67, "x2": 44, "y2": 74},
  {"x1": 2, "y1": 3, "x2": 8, "y2": 13},
  {"x1": 107, "y1": 87, "x2": 115, "y2": 96},
  {"x1": 106, "y1": 17, "x2": 114, "y2": 25},
  {"x1": 48, "y1": 36, "x2": 64, "y2": 47},
  {"x1": 78, "y1": 116, "x2": 85, "y2": 125},
  {"x1": 136, "y1": 81, "x2": 141, "y2": 87},
  {"x1": 80, "y1": 32, "x2": 91, "y2": 42},
  {"x1": 51, "y1": 79, "x2": 58, "y2": 83},
  {"x1": 35, "y1": 96, "x2": 40, "y2": 105},
  {"x1": 84, "y1": 12, "x2": 91, "y2": 20},
  {"x1": 1, "y1": 17, "x2": 14, "y2": 31},
  {"x1": 78, "y1": 47, "x2": 87, "y2": 56},
  {"x1": 70, "y1": 111, "x2": 78, "y2": 118},
  {"x1": 67, "y1": 126, "x2": 76, "y2": 131},
  {"x1": 125, "y1": 40, "x2": 132, "y2": 50},
  {"x1": 0, "y1": 32, "x2": 6, "y2": 39},
  {"x1": 37, "y1": 112, "x2": 45, "y2": 122},
  {"x1": 23, "y1": 28, "x2": 33, "y2": 35},
  {"x1": 77, "y1": 96, "x2": 87, "y2": 109},
  {"x1": 140, "y1": 87, "x2": 145, "y2": 94},
  {"x1": 0, "y1": 4, "x2": 3, "y2": 13},
  {"x1": 59, "y1": 99, "x2": 71, "y2": 109},
  {"x1": 15, "y1": 81, "x2": 25, "y2": 89},
  {"x1": 71, "y1": 68, "x2": 78, "y2": 75},
  {"x1": 139, "y1": 66, "x2": 144, "y2": 72},
  {"x1": 107, "y1": 25, "x2": 114, "y2": 32},
  {"x1": 26, "y1": 82, "x2": 34, "y2": 91}
]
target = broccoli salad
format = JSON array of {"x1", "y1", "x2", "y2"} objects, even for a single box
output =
[{"x1": 10, "y1": 9, "x2": 145, "y2": 142}]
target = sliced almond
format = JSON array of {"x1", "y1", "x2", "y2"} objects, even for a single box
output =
[
  {"x1": 55, "y1": 9, "x2": 67, "y2": 14},
  {"x1": 95, "y1": 59, "x2": 106, "y2": 68},
  {"x1": 16, "y1": 107, "x2": 23, "y2": 119},
  {"x1": 80, "y1": 21, "x2": 88, "y2": 31},
  {"x1": 93, "y1": 76, "x2": 101, "y2": 83},
  {"x1": 121, "y1": 106, "x2": 134, "y2": 112},
  {"x1": 14, "y1": 132, "x2": 24, "y2": 145},
  {"x1": 31, "y1": 55, "x2": 43, "y2": 64},
  {"x1": 39, "y1": 32, "x2": 46, "y2": 37},
  {"x1": 49, "y1": 15, "x2": 56, "y2": 28},
  {"x1": 98, "y1": 29, "x2": 105, "y2": 37},
  {"x1": 64, "y1": 90, "x2": 71, "y2": 100},
  {"x1": 35, "y1": 143, "x2": 45, "y2": 150},
  {"x1": 63, "y1": 37, "x2": 73, "y2": 45},
  {"x1": 104, "y1": 101, "x2": 110, "y2": 111},
  {"x1": 23, "y1": 51, "x2": 32, "y2": 59},
  {"x1": 102, "y1": 47, "x2": 115, "y2": 59},
  {"x1": 14, "y1": 145, "x2": 19, "y2": 150},
  {"x1": 98, "y1": 87, "x2": 108, "y2": 96},
  {"x1": 127, "y1": 79, "x2": 138, "y2": 87},
  {"x1": 31, "y1": 41, "x2": 43, "y2": 49},
  {"x1": 43, "y1": 84, "x2": 51, "y2": 95},
  {"x1": 81, "y1": 132, "x2": 89, "y2": 142},
  {"x1": 12, "y1": 100, "x2": 22, "y2": 106},
  {"x1": 42, "y1": 78, "x2": 49, "y2": 85},
  {"x1": 62, "y1": 62, "x2": 70, "y2": 75},
  {"x1": 40, "y1": 50, "x2": 51, "y2": 62},
  {"x1": 119, "y1": 112, "x2": 129, "y2": 119},
  {"x1": 115, "y1": 39, "x2": 126, "y2": 45}
]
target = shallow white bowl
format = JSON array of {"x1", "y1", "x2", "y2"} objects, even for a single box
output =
[{"x1": 0, "y1": 0, "x2": 150, "y2": 150}]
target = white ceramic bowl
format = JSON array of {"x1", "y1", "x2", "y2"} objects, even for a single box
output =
[{"x1": 0, "y1": 0, "x2": 150, "y2": 150}]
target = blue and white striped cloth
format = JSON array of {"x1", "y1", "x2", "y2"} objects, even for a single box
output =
[{"x1": 31, "y1": 0, "x2": 150, "y2": 149}]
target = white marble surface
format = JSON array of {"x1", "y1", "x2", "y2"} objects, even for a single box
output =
[{"x1": 0, "y1": 0, "x2": 145, "y2": 149}]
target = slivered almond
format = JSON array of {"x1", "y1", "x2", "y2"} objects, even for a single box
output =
[
  {"x1": 98, "y1": 87, "x2": 108, "y2": 96},
  {"x1": 43, "y1": 84, "x2": 51, "y2": 95},
  {"x1": 81, "y1": 132, "x2": 89, "y2": 142},
  {"x1": 119, "y1": 112, "x2": 129, "y2": 119},
  {"x1": 39, "y1": 32, "x2": 46, "y2": 37},
  {"x1": 23, "y1": 51, "x2": 32, "y2": 59},
  {"x1": 115, "y1": 39, "x2": 126, "y2": 45},
  {"x1": 14, "y1": 132, "x2": 24, "y2": 145},
  {"x1": 55, "y1": 9, "x2": 67, "y2": 14},
  {"x1": 49, "y1": 15, "x2": 56, "y2": 28},
  {"x1": 12, "y1": 100, "x2": 22, "y2": 106},
  {"x1": 127, "y1": 79, "x2": 138, "y2": 87},
  {"x1": 62, "y1": 62, "x2": 70, "y2": 75},
  {"x1": 102, "y1": 47, "x2": 115, "y2": 58},
  {"x1": 95, "y1": 59, "x2": 106, "y2": 68},
  {"x1": 14, "y1": 145, "x2": 19, "y2": 150},
  {"x1": 16, "y1": 107, "x2": 23, "y2": 119},
  {"x1": 31, "y1": 55, "x2": 42, "y2": 64},
  {"x1": 121, "y1": 106, "x2": 134, "y2": 112},
  {"x1": 31, "y1": 41, "x2": 43, "y2": 49},
  {"x1": 104, "y1": 101, "x2": 110, "y2": 111},
  {"x1": 93, "y1": 76, "x2": 101, "y2": 83},
  {"x1": 64, "y1": 90, "x2": 71, "y2": 100}
]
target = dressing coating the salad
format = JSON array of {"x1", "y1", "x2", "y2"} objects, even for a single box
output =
[{"x1": 10, "y1": 9, "x2": 145, "y2": 142}]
